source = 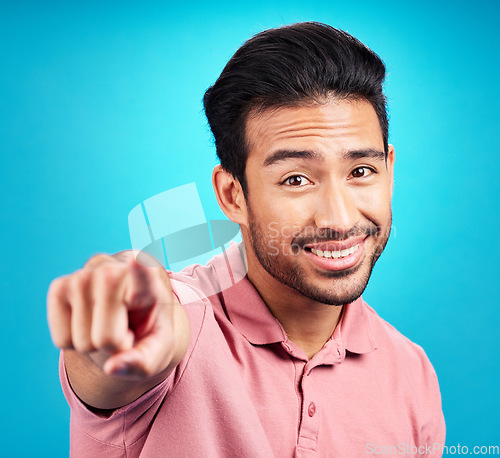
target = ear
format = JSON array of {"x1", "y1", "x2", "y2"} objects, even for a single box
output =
[
  {"x1": 386, "y1": 144, "x2": 395, "y2": 197},
  {"x1": 212, "y1": 165, "x2": 248, "y2": 226}
]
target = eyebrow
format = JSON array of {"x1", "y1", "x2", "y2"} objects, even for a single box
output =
[
  {"x1": 263, "y1": 149, "x2": 324, "y2": 167},
  {"x1": 263, "y1": 148, "x2": 386, "y2": 167},
  {"x1": 342, "y1": 148, "x2": 386, "y2": 161}
]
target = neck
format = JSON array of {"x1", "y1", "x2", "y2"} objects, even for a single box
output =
[{"x1": 247, "y1": 257, "x2": 343, "y2": 360}]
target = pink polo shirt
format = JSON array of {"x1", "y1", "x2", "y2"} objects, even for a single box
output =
[{"x1": 61, "y1": 243, "x2": 445, "y2": 457}]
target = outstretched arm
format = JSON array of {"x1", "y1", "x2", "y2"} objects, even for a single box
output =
[{"x1": 47, "y1": 251, "x2": 190, "y2": 410}]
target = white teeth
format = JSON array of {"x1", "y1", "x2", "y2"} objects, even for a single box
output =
[{"x1": 310, "y1": 244, "x2": 359, "y2": 259}]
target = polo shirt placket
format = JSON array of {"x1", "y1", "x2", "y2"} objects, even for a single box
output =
[{"x1": 279, "y1": 333, "x2": 348, "y2": 455}]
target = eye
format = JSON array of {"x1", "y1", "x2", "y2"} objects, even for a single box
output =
[
  {"x1": 282, "y1": 175, "x2": 311, "y2": 187},
  {"x1": 350, "y1": 167, "x2": 375, "y2": 179}
]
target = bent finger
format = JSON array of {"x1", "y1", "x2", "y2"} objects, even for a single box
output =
[
  {"x1": 91, "y1": 265, "x2": 133, "y2": 352},
  {"x1": 68, "y1": 270, "x2": 94, "y2": 353},
  {"x1": 47, "y1": 276, "x2": 73, "y2": 349}
]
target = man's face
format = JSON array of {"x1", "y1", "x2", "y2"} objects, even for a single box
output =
[{"x1": 241, "y1": 98, "x2": 394, "y2": 306}]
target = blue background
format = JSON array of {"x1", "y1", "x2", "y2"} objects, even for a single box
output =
[{"x1": 1, "y1": 1, "x2": 498, "y2": 456}]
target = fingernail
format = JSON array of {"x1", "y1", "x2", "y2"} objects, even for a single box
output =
[{"x1": 111, "y1": 364, "x2": 131, "y2": 376}]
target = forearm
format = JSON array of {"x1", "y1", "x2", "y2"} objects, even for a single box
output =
[{"x1": 64, "y1": 350, "x2": 160, "y2": 410}]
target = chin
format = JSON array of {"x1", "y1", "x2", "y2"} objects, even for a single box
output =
[{"x1": 295, "y1": 264, "x2": 372, "y2": 306}]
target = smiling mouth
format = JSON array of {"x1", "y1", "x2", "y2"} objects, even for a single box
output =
[{"x1": 307, "y1": 244, "x2": 360, "y2": 259}]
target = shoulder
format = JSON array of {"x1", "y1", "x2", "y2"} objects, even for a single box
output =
[
  {"x1": 167, "y1": 242, "x2": 246, "y2": 302},
  {"x1": 359, "y1": 301, "x2": 446, "y2": 443},
  {"x1": 362, "y1": 300, "x2": 439, "y2": 386}
]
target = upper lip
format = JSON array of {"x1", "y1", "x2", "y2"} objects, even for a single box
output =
[{"x1": 304, "y1": 235, "x2": 367, "y2": 252}]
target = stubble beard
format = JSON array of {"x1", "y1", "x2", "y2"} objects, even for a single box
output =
[{"x1": 246, "y1": 206, "x2": 392, "y2": 306}]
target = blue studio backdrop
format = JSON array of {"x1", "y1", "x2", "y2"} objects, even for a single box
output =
[{"x1": 1, "y1": 1, "x2": 498, "y2": 456}]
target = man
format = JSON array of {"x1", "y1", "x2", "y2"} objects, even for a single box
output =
[{"x1": 48, "y1": 22, "x2": 445, "y2": 456}]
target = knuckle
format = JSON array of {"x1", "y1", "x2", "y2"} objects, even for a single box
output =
[
  {"x1": 97, "y1": 264, "x2": 122, "y2": 287},
  {"x1": 51, "y1": 333, "x2": 73, "y2": 349},
  {"x1": 72, "y1": 336, "x2": 94, "y2": 353},
  {"x1": 47, "y1": 276, "x2": 67, "y2": 300},
  {"x1": 91, "y1": 328, "x2": 120, "y2": 351},
  {"x1": 69, "y1": 270, "x2": 91, "y2": 292},
  {"x1": 113, "y1": 250, "x2": 138, "y2": 263},
  {"x1": 92, "y1": 334, "x2": 113, "y2": 350},
  {"x1": 84, "y1": 253, "x2": 115, "y2": 269}
]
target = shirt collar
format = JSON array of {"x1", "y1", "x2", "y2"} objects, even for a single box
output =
[
  {"x1": 215, "y1": 242, "x2": 378, "y2": 355},
  {"x1": 334, "y1": 297, "x2": 378, "y2": 354}
]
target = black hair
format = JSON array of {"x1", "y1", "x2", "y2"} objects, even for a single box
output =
[{"x1": 203, "y1": 22, "x2": 388, "y2": 194}]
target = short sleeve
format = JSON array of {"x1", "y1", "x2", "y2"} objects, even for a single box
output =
[
  {"x1": 420, "y1": 359, "x2": 446, "y2": 454},
  {"x1": 60, "y1": 353, "x2": 171, "y2": 455}
]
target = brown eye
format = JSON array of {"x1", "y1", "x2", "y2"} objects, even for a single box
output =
[
  {"x1": 351, "y1": 167, "x2": 373, "y2": 178},
  {"x1": 282, "y1": 175, "x2": 312, "y2": 187},
  {"x1": 286, "y1": 176, "x2": 304, "y2": 186}
]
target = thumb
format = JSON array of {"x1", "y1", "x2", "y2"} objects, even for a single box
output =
[{"x1": 103, "y1": 293, "x2": 176, "y2": 380}]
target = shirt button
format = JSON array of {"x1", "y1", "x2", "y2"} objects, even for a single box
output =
[{"x1": 308, "y1": 402, "x2": 316, "y2": 417}]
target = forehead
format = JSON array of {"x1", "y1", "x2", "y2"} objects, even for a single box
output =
[{"x1": 245, "y1": 98, "x2": 384, "y2": 162}]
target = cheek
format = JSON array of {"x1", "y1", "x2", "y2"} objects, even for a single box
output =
[
  {"x1": 264, "y1": 218, "x2": 304, "y2": 246},
  {"x1": 353, "y1": 185, "x2": 392, "y2": 220},
  {"x1": 254, "y1": 197, "x2": 312, "y2": 236}
]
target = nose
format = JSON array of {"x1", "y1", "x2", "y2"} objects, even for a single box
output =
[{"x1": 313, "y1": 184, "x2": 359, "y2": 235}]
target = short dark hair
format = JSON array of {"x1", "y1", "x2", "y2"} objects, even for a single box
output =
[{"x1": 203, "y1": 22, "x2": 388, "y2": 194}]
